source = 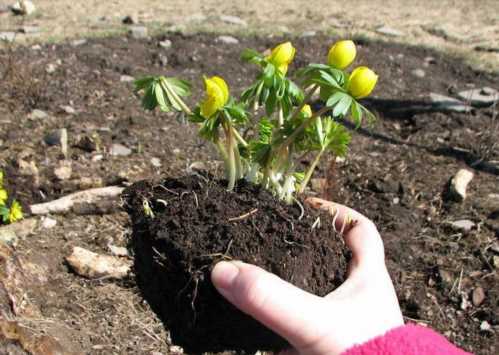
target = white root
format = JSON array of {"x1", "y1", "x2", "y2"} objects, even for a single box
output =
[{"x1": 29, "y1": 186, "x2": 124, "y2": 215}]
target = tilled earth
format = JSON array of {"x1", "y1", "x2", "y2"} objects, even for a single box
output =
[{"x1": 0, "y1": 33, "x2": 498, "y2": 354}]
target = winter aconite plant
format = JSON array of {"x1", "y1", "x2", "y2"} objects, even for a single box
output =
[
  {"x1": 0, "y1": 171, "x2": 23, "y2": 224},
  {"x1": 135, "y1": 40, "x2": 377, "y2": 202}
]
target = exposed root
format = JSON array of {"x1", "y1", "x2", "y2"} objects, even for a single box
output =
[{"x1": 228, "y1": 209, "x2": 258, "y2": 222}]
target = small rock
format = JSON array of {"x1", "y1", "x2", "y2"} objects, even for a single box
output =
[
  {"x1": 457, "y1": 87, "x2": 498, "y2": 107},
  {"x1": 471, "y1": 287, "x2": 485, "y2": 306},
  {"x1": 300, "y1": 30, "x2": 317, "y2": 38},
  {"x1": 448, "y1": 219, "x2": 475, "y2": 233},
  {"x1": 169, "y1": 345, "x2": 184, "y2": 354},
  {"x1": 219, "y1": 15, "x2": 247, "y2": 26},
  {"x1": 438, "y1": 268, "x2": 454, "y2": 288},
  {"x1": 110, "y1": 143, "x2": 132, "y2": 157},
  {"x1": 429, "y1": 93, "x2": 471, "y2": 113},
  {"x1": 120, "y1": 75, "x2": 135, "y2": 82},
  {"x1": 172, "y1": 148, "x2": 181, "y2": 155},
  {"x1": 41, "y1": 217, "x2": 57, "y2": 229},
  {"x1": 0, "y1": 32, "x2": 16, "y2": 42},
  {"x1": 122, "y1": 14, "x2": 138, "y2": 25},
  {"x1": 129, "y1": 26, "x2": 148, "y2": 39},
  {"x1": 376, "y1": 26, "x2": 404, "y2": 37},
  {"x1": 54, "y1": 160, "x2": 72, "y2": 181},
  {"x1": 159, "y1": 39, "x2": 172, "y2": 49},
  {"x1": 45, "y1": 63, "x2": 57, "y2": 74},
  {"x1": 60, "y1": 105, "x2": 75, "y2": 114},
  {"x1": 447, "y1": 169, "x2": 474, "y2": 202},
  {"x1": 311, "y1": 178, "x2": 326, "y2": 193},
  {"x1": 187, "y1": 161, "x2": 206, "y2": 173},
  {"x1": 216, "y1": 35, "x2": 239, "y2": 44},
  {"x1": 44, "y1": 128, "x2": 68, "y2": 147},
  {"x1": 71, "y1": 39, "x2": 87, "y2": 47},
  {"x1": 28, "y1": 109, "x2": 48, "y2": 120},
  {"x1": 411, "y1": 69, "x2": 426, "y2": 78},
  {"x1": 0, "y1": 229, "x2": 18, "y2": 247},
  {"x1": 18, "y1": 25, "x2": 40, "y2": 34},
  {"x1": 150, "y1": 157, "x2": 162, "y2": 168},
  {"x1": 493, "y1": 255, "x2": 499, "y2": 269},
  {"x1": 480, "y1": 321, "x2": 492, "y2": 331},
  {"x1": 108, "y1": 244, "x2": 129, "y2": 257},
  {"x1": 11, "y1": 1, "x2": 36, "y2": 15},
  {"x1": 460, "y1": 292, "x2": 471, "y2": 310},
  {"x1": 92, "y1": 154, "x2": 104, "y2": 162},
  {"x1": 31, "y1": 44, "x2": 42, "y2": 50},
  {"x1": 66, "y1": 246, "x2": 132, "y2": 279}
]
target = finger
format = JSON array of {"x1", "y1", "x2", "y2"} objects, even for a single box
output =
[
  {"x1": 306, "y1": 197, "x2": 384, "y2": 267},
  {"x1": 211, "y1": 261, "x2": 324, "y2": 349}
]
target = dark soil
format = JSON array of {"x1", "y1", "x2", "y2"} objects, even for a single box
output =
[
  {"x1": 0, "y1": 32, "x2": 497, "y2": 354},
  {"x1": 123, "y1": 175, "x2": 348, "y2": 353}
]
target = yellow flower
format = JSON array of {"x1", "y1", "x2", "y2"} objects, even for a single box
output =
[
  {"x1": 200, "y1": 76, "x2": 229, "y2": 118},
  {"x1": 277, "y1": 64, "x2": 288, "y2": 75},
  {"x1": 8, "y1": 200, "x2": 23, "y2": 223},
  {"x1": 327, "y1": 40, "x2": 356, "y2": 69},
  {"x1": 301, "y1": 104, "x2": 312, "y2": 118},
  {"x1": 268, "y1": 42, "x2": 296, "y2": 68},
  {"x1": 0, "y1": 189, "x2": 7, "y2": 205},
  {"x1": 347, "y1": 66, "x2": 378, "y2": 99}
]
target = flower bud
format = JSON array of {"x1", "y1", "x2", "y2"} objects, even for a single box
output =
[
  {"x1": 0, "y1": 188, "x2": 7, "y2": 205},
  {"x1": 301, "y1": 104, "x2": 312, "y2": 118},
  {"x1": 347, "y1": 66, "x2": 378, "y2": 99},
  {"x1": 327, "y1": 40, "x2": 356, "y2": 69},
  {"x1": 200, "y1": 76, "x2": 229, "y2": 118},
  {"x1": 268, "y1": 42, "x2": 296, "y2": 68}
]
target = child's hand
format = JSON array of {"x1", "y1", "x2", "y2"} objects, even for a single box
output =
[{"x1": 211, "y1": 197, "x2": 404, "y2": 355}]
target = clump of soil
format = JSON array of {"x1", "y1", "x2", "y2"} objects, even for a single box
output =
[{"x1": 123, "y1": 174, "x2": 349, "y2": 353}]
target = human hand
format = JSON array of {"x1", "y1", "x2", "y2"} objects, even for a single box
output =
[{"x1": 211, "y1": 197, "x2": 404, "y2": 355}]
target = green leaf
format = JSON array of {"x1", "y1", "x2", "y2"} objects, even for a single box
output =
[
  {"x1": 323, "y1": 120, "x2": 351, "y2": 157},
  {"x1": 350, "y1": 101, "x2": 363, "y2": 127},
  {"x1": 263, "y1": 64, "x2": 275, "y2": 87},
  {"x1": 142, "y1": 83, "x2": 158, "y2": 110},
  {"x1": 265, "y1": 91, "x2": 277, "y2": 115},
  {"x1": 332, "y1": 95, "x2": 352, "y2": 117},
  {"x1": 165, "y1": 78, "x2": 191, "y2": 97},
  {"x1": 241, "y1": 48, "x2": 264, "y2": 64},
  {"x1": 318, "y1": 70, "x2": 343, "y2": 90},
  {"x1": 188, "y1": 107, "x2": 205, "y2": 123},
  {"x1": 0, "y1": 205, "x2": 9, "y2": 223},
  {"x1": 287, "y1": 80, "x2": 304, "y2": 104},
  {"x1": 134, "y1": 76, "x2": 155, "y2": 91},
  {"x1": 155, "y1": 82, "x2": 170, "y2": 112},
  {"x1": 326, "y1": 91, "x2": 346, "y2": 107},
  {"x1": 224, "y1": 103, "x2": 248, "y2": 124}
]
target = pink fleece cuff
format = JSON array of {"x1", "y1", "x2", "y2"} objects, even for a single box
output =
[{"x1": 341, "y1": 324, "x2": 471, "y2": 355}]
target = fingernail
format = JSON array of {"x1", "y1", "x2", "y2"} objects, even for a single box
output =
[{"x1": 212, "y1": 261, "x2": 240, "y2": 291}]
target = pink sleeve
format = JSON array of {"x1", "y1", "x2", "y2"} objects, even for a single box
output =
[{"x1": 341, "y1": 324, "x2": 472, "y2": 355}]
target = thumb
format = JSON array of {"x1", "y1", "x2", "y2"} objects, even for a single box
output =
[{"x1": 211, "y1": 261, "x2": 324, "y2": 348}]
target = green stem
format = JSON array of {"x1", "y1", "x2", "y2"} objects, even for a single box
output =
[
  {"x1": 232, "y1": 127, "x2": 248, "y2": 147},
  {"x1": 285, "y1": 84, "x2": 318, "y2": 126},
  {"x1": 160, "y1": 79, "x2": 193, "y2": 115},
  {"x1": 253, "y1": 81, "x2": 264, "y2": 111},
  {"x1": 278, "y1": 104, "x2": 284, "y2": 127},
  {"x1": 299, "y1": 149, "x2": 325, "y2": 193},
  {"x1": 224, "y1": 124, "x2": 237, "y2": 191}
]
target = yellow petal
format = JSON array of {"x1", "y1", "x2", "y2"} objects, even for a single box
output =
[
  {"x1": 8, "y1": 200, "x2": 23, "y2": 223},
  {"x1": 347, "y1": 66, "x2": 378, "y2": 99},
  {"x1": 277, "y1": 64, "x2": 288, "y2": 75},
  {"x1": 211, "y1": 76, "x2": 229, "y2": 105},
  {"x1": 328, "y1": 40, "x2": 356, "y2": 69},
  {"x1": 201, "y1": 76, "x2": 230, "y2": 118},
  {"x1": 268, "y1": 41, "x2": 296, "y2": 67}
]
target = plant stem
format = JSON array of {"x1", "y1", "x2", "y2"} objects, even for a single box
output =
[
  {"x1": 299, "y1": 149, "x2": 325, "y2": 193},
  {"x1": 232, "y1": 127, "x2": 249, "y2": 147},
  {"x1": 278, "y1": 104, "x2": 284, "y2": 127},
  {"x1": 160, "y1": 79, "x2": 193, "y2": 115},
  {"x1": 285, "y1": 84, "x2": 318, "y2": 126},
  {"x1": 224, "y1": 124, "x2": 237, "y2": 191},
  {"x1": 253, "y1": 81, "x2": 264, "y2": 111}
]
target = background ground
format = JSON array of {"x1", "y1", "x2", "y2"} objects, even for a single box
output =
[{"x1": 0, "y1": 0, "x2": 498, "y2": 72}]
